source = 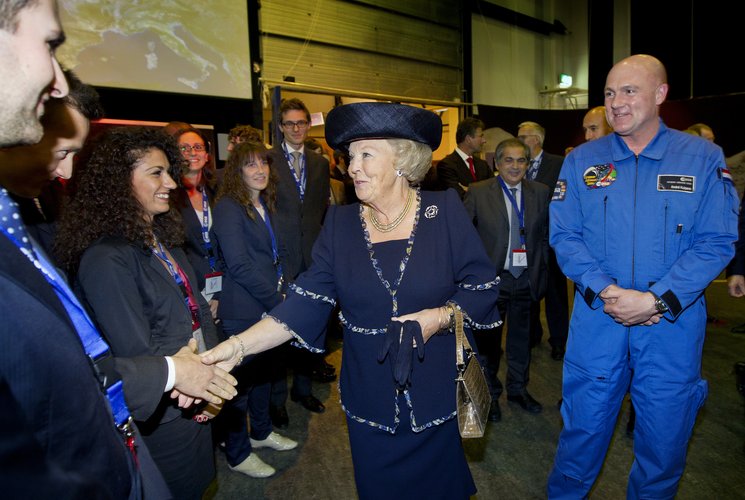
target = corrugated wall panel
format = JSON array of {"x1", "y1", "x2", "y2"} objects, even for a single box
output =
[
  {"x1": 262, "y1": 37, "x2": 460, "y2": 101},
  {"x1": 261, "y1": 0, "x2": 460, "y2": 66},
  {"x1": 259, "y1": 0, "x2": 462, "y2": 101},
  {"x1": 352, "y1": 0, "x2": 460, "y2": 27}
]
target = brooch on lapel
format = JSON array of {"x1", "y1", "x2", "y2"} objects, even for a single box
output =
[{"x1": 424, "y1": 205, "x2": 439, "y2": 219}]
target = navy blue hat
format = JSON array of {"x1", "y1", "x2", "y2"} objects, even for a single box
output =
[{"x1": 325, "y1": 102, "x2": 442, "y2": 151}]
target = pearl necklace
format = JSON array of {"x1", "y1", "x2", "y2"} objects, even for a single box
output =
[{"x1": 368, "y1": 189, "x2": 414, "y2": 233}]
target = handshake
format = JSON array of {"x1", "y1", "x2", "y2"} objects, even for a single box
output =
[{"x1": 168, "y1": 334, "x2": 252, "y2": 417}]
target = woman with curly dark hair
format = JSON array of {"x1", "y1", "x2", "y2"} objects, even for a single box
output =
[
  {"x1": 55, "y1": 126, "x2": 237, "y2": 500},
  {"x1": 210, "y1": 141, "x2": 297, "y2": 478}
]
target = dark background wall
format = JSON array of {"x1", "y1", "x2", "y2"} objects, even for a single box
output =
[
  {"x1": 90, "y1": 0, "x2": 745, "y2": 157},
  {"x1": 478, "y1": 93, "x2": 745, "y2": 159}
]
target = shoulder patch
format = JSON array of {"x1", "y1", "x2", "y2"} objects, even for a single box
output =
[
  {"x1": 552, "y1": 180, "x2": 567, "y2": 201},
  {"x1": 719, "y1": 167, "x2": 734, "y2": 184},
  {"x1": 583, "y1": 163, "x2": 616, "y2": 189}
]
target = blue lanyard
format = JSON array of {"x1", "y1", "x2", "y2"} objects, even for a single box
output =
[
  {"x1": 0, "y1": 227, "x2": 131, "y2": 428},
  {"x1": 152, "y1": 241, "x2": 184, "y2": 286},
  {"x1": 282, "y1": 142, "x2": 306, "y2": 201},
  {"x1": 152, "y1": 241, "x2": 200, "y2": 329},
  {"x1": 258, "y1": 198, "x2": 284, "y2": 287},
  {"x1": 199, "y1": 190, "x2": 216, "y2": 270},
  {"x1": 498, "y1": 177, "x2": 526, "y2": 247}
]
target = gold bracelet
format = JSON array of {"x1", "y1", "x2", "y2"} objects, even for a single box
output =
[
  {"x1": 444, "y1": 304, "x2": 455, "y2": 329},
  {"x1": 230, "y1": 335, "x2": 245, "y2": 365}
]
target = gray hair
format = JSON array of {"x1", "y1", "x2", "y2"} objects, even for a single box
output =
[
  {"x1": 518, "y1": 121, "x2": 546, "y2": 144},
  {"x1": 0, "y1": 0, "x2": 36, "y2": 32},
  {"x1": 387, "y1": 138, "x2": 432, "y2": 184}
]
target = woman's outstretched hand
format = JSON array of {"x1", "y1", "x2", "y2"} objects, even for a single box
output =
[{"x1": 200, "y1": 335, "x2": 243, "y2": 373}]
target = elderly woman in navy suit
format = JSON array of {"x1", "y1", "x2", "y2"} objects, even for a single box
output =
[
  {"x1": 202, "y1": 103, "x2": 501, "y2": 499},
  {"x1": 210, "y1": 141, "x2": 298, "y2": 478},
  {"x1": 55, "y1": 127, "x2": 237, "y2": 500}
]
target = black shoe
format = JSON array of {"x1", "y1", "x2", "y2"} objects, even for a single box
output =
[
  {"x1": 488, "y1": 400, "x2": 501, "y2": 422},
  {"x1": 270, "y1": 405, "x2": 289, "y2": 429},
  {"x1": 291, "y1": 393, "x2": 325, "y2": 413},
  {"x1": 551, "y1": 345, "x2": 565, "y2": 361},
  {"x1": 507, "y1": 392, "x2": 543, "y2": 414},
  {"x1": 311, "y1": 370, "x2": 337, "y2": 383}
]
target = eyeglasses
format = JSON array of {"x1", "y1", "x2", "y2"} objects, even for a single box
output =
[
  {"x1": 180, "y1": 143, "x2": 206, "y2": 154},
  {"x1": 500, "y1": 157, "x2": 528, "y2": 165},
  {"x1": 281, "y1": 120, "x2": 310, "y2": 130}
]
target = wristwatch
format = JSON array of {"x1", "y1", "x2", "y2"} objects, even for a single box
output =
[{"x1": 653, "y1": 295, "x2": 669, "y2": 313}]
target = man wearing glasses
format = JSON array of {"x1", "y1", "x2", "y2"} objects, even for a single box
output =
[
  {"x1": 267, "y1": 97, "x2": 330, "y2": 426},
  {"x1": 517, "y1": 121, "x2": 569, "y2": 361}
]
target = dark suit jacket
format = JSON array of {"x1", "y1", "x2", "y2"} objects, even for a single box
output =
[
  {"x1": 77, "y1": 237, "x2": 217, "y2": 496},
  {"x1": 174, "y1": 186, "x2": 218, "y2": 294},
  {"x1": 0, "y1": 234, "x2": 139, "y2": 498},
  {"x1": 211, "y1": 196, "x2": 287, "y2": 322},
  {"x1": 437, "y1": 150, "x2": 492, "y2": 199},
  {"x1": 77, "y1": 237, "x2": 219, "y2": 423},
  {"x1": 268, "y1": 144, "x2": 330, "y2": 278},
  {"x1": 464, "y1": 177, "x2": 550, "y2": 301},
  {"x1": 727, "y1": 192, "x2": 745, "y2": 276},
  {"x1": 533, "y1": 151, "x2": 564, "y2": 194}
]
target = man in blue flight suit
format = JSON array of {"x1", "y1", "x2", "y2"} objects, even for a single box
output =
[{"x1": 546, "y1": 54, "x2": 739, "y2": 499}]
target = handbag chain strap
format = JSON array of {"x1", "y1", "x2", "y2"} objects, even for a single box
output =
[{"x1": 454, "y1": 307, "x2": 473, "y2": 369}]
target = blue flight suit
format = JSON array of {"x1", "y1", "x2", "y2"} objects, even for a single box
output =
[{"x1": 546, "y1": 120, "x2": 738, "y2": 499}]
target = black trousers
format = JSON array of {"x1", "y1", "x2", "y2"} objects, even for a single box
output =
[
  {"x1": 475, "y1": 270, "x2": 532, "y2": 398},
  {"x1": 529, "y1": 248, "x2": 569, "y2": 348}
]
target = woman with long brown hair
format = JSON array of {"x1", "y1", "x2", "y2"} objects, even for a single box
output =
[{"x1": 211, "y1": 141, "x2": 297, "y2": 477}]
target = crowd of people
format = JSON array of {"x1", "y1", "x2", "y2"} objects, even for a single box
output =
[{"x1": 1, "y1": 2, "x2": 740, "y2": 499}]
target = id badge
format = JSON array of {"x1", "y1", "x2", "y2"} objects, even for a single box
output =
[
  {"x1": 512, "y1": 249, "x2": 528, "y2": 268},
  {"x1": 205, "y1": 272, "x2": 223, "y2": 294},
  {"x1": 192, "y1": 327, "x2": 207, "y2": 353}
]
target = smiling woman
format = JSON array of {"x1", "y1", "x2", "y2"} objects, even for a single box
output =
[{"x1": 55, "y1": 126, "x2": 235, "y2": 500}]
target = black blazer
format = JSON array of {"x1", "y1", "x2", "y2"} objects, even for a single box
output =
[
  {"x1": 211, "y1": 196, "x2": 287, "y2": 322},
  {"x1": 77, "y1": 237, "x2": 219, "y2": 423},
  {"x1": 437, "y1": 150, "x2": 492, "y2": 199},
  {"x1": 727, "y1": 192, "x2": 745, "y2": 276},
  {"x1": 533, "y1": 151, "x2": 565, "y2": 194},
  {"x1": 174, "y1": 186, "x2": 218, "y2": 294},
  {"x1": 0, "y1": 235, "x2": 140, "y2": 498},
  {"x1": 464, "y1": 177, "x2": 550, "y2": 301},
  {"x1": 268, "y1": 144, "x2": 330, "y2": 279}
]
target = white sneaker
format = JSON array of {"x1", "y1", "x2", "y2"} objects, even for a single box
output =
[
  {"x1": 229, "y1": 453, "x2": 275, "y2": 478},
  {"x1": 250, "y1": 431, "x2": 298, "y2": 451}
]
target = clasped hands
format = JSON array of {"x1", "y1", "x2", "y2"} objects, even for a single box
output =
[
  {"x1": 169, "y1": 338, "x2": 238, "y2": 411},
  {"x1": 600, "y1": 284, "x2": 662, "y2": 326}
]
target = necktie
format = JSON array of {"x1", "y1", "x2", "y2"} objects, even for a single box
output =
[
  {"x1": 291, "y1": 151, "x2": 302, "y2": 177},
  {"x1": 467, "y1": 156, "x2": 477, "y2": 181},
  {"x1": 527, "y1": 159, "x2": 538, "y2": 180},
  {"x1": 508, "y1": 187, "x2": 524, "y2": 278},
  {"x1": 0, "y1": 188, "x2": 35, "y2": 259}
]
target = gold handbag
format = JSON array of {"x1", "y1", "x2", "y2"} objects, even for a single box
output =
[{"x1": 454, "y1": 307, "x2": 491, "y2": 438}]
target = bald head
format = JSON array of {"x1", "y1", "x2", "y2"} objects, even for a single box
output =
[
  {"x1": 604, "y1": 54, "x2": 669, "y2": 153},
  {"x1": 583, "y1": 106, "x2": 612, "y2": 141}
]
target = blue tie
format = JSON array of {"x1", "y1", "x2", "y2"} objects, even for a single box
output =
[
  {"x1": 508, "y1": 188, "x2": 524, "y2": 278},
  {"x1": 527, "y1": 160, "x2": 539, "y2": 180},
  {"x1": 0, "y1": 188, "x2": 37, "y2": 260}
]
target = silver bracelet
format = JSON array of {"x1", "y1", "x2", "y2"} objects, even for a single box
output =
[{"x1": 230, "y1": 335, "x2": 245, "y2": 365}]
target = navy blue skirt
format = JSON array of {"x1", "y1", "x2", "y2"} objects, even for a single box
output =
[{"x1": 346, "y1": 394, "x2": 476, "y2": 500}]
